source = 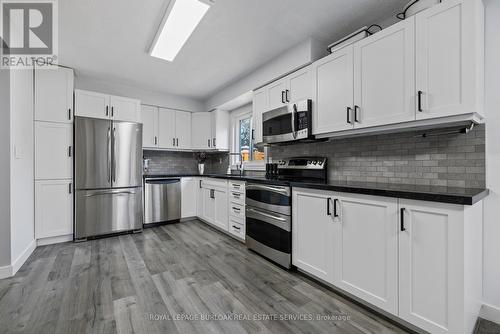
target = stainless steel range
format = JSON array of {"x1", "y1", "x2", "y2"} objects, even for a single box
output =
[{"x1": 245, "y1": 157, "x2": 327, "y2": 268}]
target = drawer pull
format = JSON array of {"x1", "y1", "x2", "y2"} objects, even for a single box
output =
[
  {"x1": 232, "y1": 207, "x2": 241, "y2": 211},
  {"x1": 232, "y1": 225, "x2": 241, "y2": 230}
]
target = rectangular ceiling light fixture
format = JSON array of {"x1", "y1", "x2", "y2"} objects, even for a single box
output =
[{"x1": 149, "y1": 0, "x2": 212, "y2": 62}]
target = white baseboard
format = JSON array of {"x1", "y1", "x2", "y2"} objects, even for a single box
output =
[
  {"x1": 36, "y1": 234, "x2": 73, "y2": 246},
  {"x1": 480, "y1": 303, "x2": 500, "y2": 325},
  {"x1": 11, "y1": 239, "x2": 36, "y2": 276},
  {"x1": 0, "y1": 265, "x2": 11, "y2": 280}
]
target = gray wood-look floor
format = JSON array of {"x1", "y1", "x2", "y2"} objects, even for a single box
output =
[{"x1": 0, "y1": 219, "x2": 493, "y2": 334}]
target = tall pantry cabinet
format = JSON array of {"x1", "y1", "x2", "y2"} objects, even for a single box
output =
[{"x1": 34, "y1": 66, "x2": 74, "y2": 245}]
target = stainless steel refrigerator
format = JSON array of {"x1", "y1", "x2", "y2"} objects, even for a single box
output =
[{"x1": 74, "y1": 116, "x2": 143, "y2": 240}]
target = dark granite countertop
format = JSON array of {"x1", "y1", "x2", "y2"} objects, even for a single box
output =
[{"x1": 143, "y1": 173, "x2": 488, "y2": 205}]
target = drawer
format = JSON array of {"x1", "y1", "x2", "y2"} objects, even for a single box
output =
[
  {"x1": 201, "y1": 178, "x2": 227, "y2": 192},
  {"x1": 229, "y1": 203, "x2": 245, "y2": 219},
  {"x1": 228, "y1": 219, "x2": 245, "y2": 240},
  {"x1": 229, "y1": 181, "x2": 245, "y2": 193},
  {"x1": 229, "y1": 190, "x2": 245, "y2": 205}
]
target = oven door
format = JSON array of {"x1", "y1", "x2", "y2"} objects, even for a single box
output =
[
  {"x1": 246, "y1": 183, "x2": 291, "y2": 215},
  {"x1": 246, "y1": 206, "x2": 291, "y2": 268}
]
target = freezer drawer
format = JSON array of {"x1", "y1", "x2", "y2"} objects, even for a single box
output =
[
  {"x1": 75, "y1": 187, "x2": 142, "y2": 239},
  {"x1": 144, "y1": 178, "x2": 181, "y2": 225}
]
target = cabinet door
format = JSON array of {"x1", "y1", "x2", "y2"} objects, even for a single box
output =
[
  {"x1": 35, "y1": 180, "x2": 73, "y2": 239},
  {"x1": 196, "y1": 180, "x2": 204, "y2": 218},
  {"x1": 313, "y1": 45, "x2": 355, "y2": 134},
  {"x1": 252, "y1": 88, "x2": 267, "y2": 145},
  {"x1": 336, "y1": 193, "x2": 398, "y2": 314},
  {"x1": 175, "y1": 111, "x2": 192, "y2": 149},
  {"x1": 213, "y1": 188, "x2": 228, "y2": 231},
  {"x1": 35, "y1": 122, "x2": 73, "y2": 180},
  {"x1": 110, "y1": 95, "x2": 141, "y2": 122},
  {"x1": 181, "y1": 178, "x2": 197, "y2": 218},
  {"x1": 267, "y1": 78, "x2": 287, "y2": 110},
  {"x1": 399, "y1": 200, "x2": 463, "y2": 334},
  {"x1": 191, "y1": 112, "x2": 212, "y2": 149},
  {"x1": 74, "y1": 89, "x2": 110, "y2": 120},
  {"x1": 415, "y1": 0, "x2": 482, "y2": 119},
  {"x1": 35, "y1": 67, "x2": 74, "y2": 123},
  {"x1": 211, "y1": 109, "x2": 229, "y2": 151},
  {"x1": 292, "y1": 188, "x2": 336, "y2": 282},
  {"x1": 141, "y1": 105, "x2": 158, "y2": 148},
  {"x1": 202, "y1": 188, "x2": 215, "y2": 223},
  {"x1": 286, "y1": 66, "x2": 312, "y2": 103},
  {"x1": 158, "y1": 108, "x2": 176, "y2": 149},
  {"x1": 353, "y1": 18, "x2": 415, "y2": 128}
]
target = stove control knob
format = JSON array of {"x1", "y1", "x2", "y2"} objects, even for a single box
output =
[
  {"x1": 312, "y1": 160, "x2": 317, "y2": 165},
  {"x1": 318, "y1": 161, "x2": 323, "y2": 165}
]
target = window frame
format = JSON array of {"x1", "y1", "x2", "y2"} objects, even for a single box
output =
[{"x1": 230, "y1": 108, "x2": 266, "y2": 170}]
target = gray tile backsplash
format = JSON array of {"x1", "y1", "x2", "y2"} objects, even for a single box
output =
[
  {"x1": 143, "y1": 150, "x2": 228, "y2": 175},
  {"x1": 268, "y1": 125, "x2": 486, "y2": 188}
]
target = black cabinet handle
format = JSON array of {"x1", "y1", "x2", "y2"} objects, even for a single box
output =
[
  {"x1": 354, "y1": 105, "x2": 360, "y2": 122},
  {"x1": 400, "y1": 208, "x2": 406, "y2": 231},
  {"x1": 327, "y1": 198, "x2": 331, "y2": 216},
  {"x1": 69, "y1": 183, "x2": 72, "y2": 194},
  {"x1": 199, "y1": 180, "x2": 202, "y2": 188},
  {"x1": 105, "y1": 106, "x2": 109, "y2": 116},
  {"x1": 154, "y1": 136, "x2": 157, "y2": 145},
  {"x1": 251, "y1": 129, "x2": 255, "y2": 140},
  {"x1": 418, "y1": 91, "x2": 423, "y2": 112},
  {"x1": 176, "y1": 138, "x2": 179, "y2": 146},
  {"x1": 232, "y1": 225, "x2": 241, "y2": 230},
  {"x1": 281, "y1": 91, "x2": 285, "y2": 104},
  {"x1": 68, "y1": 146, "x2": 72, "y2": 157},
  {"x1": 285, "y1": 89, "x2": 290, "y2": 102},
  {"x1": 208, "y1": 139, "x2": 211, "y2": 147},
  {"x1": 347, "y1": 107, "x2": 352, "y2": 124},
  {"x1": 173, "y1": 138, "x2": 175, "y2": 146},
  {"x1": 232, "y1": 207, "x2": 241, "y2": 211},
  {"x1": 68, "y1": 109, "x2": 71, "y2": 120},
  {"x1": 111, "y1": 106, "x2": 114, "y2": 117},
  {"x1": 333, "y1": 199, "x2": 339, "y2": 218}
]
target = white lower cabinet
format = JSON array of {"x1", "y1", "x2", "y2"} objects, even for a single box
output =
[
  {"x1": 198, "y1": 179, "x2": 229, "y2": 232},
  {"x1": 293, "y1": 188, "x2": 483, "y2": 334},
  {"x1": 35, "y1": 180, "x2": 73, "y2": 239},
  {"x1": 181, "y1": 178, "x2": 197, "y2": 218}
]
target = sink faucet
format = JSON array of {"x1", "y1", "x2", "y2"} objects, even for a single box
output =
[{"x1": 228, "y1": 152, "x2": 244, "y2": 176}]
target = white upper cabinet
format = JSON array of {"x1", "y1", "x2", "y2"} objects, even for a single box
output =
[
  {"x1": 313, "y1": 45, "x2": 355, "y2": 134},
  {"x1": 287, "y1": 66, "x2": 313, "y2": 103},
  {"x1": 35, "y1": 122, "x2": 73, "y2": 180},
  {"x1": 211, "y1": 109, "x2": 230, "y2": 151},
  {"x1": 292, "y1": 188, "x2": 336, "y2": 282},
  {"x1": 35, "y1": 67, "x2": 74, "y2": 123},
  {"x1": 192, "y1": 112, "x2": 213, "y2": 149},
  {"x1": 353, "y1": 17, "x2": 415, "y2": 128},
  {"x1": 75, "y1": 89, "x2": 110, "y2": 120},
  {"x1": 335, "y1": 193, "x2": 398, "y2": 314},
  {"x1": 175, "y1": 110, "x2": 192, "y2": 149},
  {"x1": 75, "y1": 89, "x2": 141, "y2": 122},
  {"x1": 415, "y1": 0, "x2": 484, "y2": 119},
  {"x1": 267, "y1": 78, "x2": 288, "y2": 110},
  {"x1": 158, "y1": 108, "x2": 176, "y2": 149},
  {"x1": 252, "y1": 88, "x2": 267, "y2": 145},
  {"x1": 141, "y1": 105, "x2": 159, "y2": 148},
  {"x1": 110, "y1": 95, "x2": 141, "y2": 122}
]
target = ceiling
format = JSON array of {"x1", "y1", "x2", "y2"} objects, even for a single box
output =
[{"x1": 59, "y1": 0, "x2": 408, "y2": 102}]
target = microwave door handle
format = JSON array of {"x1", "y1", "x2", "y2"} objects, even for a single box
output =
[{"x1": 291, "y1": 104, "x2": 297, "y2": 139}]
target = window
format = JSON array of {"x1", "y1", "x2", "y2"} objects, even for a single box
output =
[{"x1": 231, "y1": 108, "x2": 265, "y2": 168}]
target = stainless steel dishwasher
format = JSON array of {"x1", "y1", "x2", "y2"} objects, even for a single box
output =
[{"x1": 144, "y1": 178, "x2": 181, "y2": 226}]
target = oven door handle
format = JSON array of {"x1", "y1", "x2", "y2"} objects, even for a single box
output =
[
  {"x1": 291, "y1": 103, "x2": 297, "y2": 139},
  {"x1": 247, "y1": 207, "x2": 287, "y2": 222},
  {"x1": 246, "y1": 184, "x2": 290, "y2": 195}
]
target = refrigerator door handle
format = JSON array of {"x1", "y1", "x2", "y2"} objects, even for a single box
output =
[
  {"x1": 84, "y1": 189, "x2": 137, "y2": 197},
  {"x1": 112, "y1": 127, "x2": 117, "y2": 183},
  {"x1": 107, "y1": 127, "x2": 111, "y2": 183}
]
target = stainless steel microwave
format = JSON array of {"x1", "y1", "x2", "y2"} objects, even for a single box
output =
[{"x1": 262, "y1": 99, "x2": 313, "y2": 144}]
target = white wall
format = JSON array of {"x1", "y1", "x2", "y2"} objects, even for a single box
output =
[
  {"x1": 206, "y1": 38, "x2": 327, "y2": 110},
  {"x1": 0, "y1": 70, "x2": 11, "y2": 269},
  {"x1": 483, "y1": 0, "x2": 500, "y2": 310},
  {"x1": 9, "y1": 70, "x2": 35, "y2": 269},
  {"x1": 75, "y1": 74, "x2": 205, "y2": 112}
]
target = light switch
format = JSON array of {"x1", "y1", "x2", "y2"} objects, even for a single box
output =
[{"x1": 14, "y1": 145, "x2": 24, "y2": 159}]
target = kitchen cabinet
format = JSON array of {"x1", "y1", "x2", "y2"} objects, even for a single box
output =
[
  {"x1": 35, "y1": 122, "x2": 73, "y2": 180},
  {"x1": 181, "y1": 177, "x2": 197, "y2": 218},
  {"x1": 252, "y1": 88, "x2": 267, "y2": 144},
  {"x1": 196, "y1": 179, "x2": 204, "y2": 218},
  {"x1": 292, "y1": 188, "x2": 335, "y2": 282},
  {"x1": 141, "y1": 105, "x2": 159, "y2": 148},
  {"x1": 335, "y1": 193, "x2": 398, "y2": 314},
  {"x1": 158, "y1": 108, "x2": 191, "y2": 149},
  {"x1": 198, "y1": 179, "x2": 229, "y2": 232},
  {"x1": 267, "y1": 78, "x2": 288, "y2": 110},
  {"x1": 398, "y1": 199, "x2": 482, "y2": 334},
  {"x1": 211, "y1": 109, "x2": 230, "y2": 151},
  {"x1": 35, "y1": 179, "x2": 73, "y2": 239},
  {"x1": 34, "y1": 66, "x2": 74, "y2": 123},
  {"x1": 202, "y1": 188, "x2": 216, "y2": 223},
  {"x1": 353, "y1": 17, "x2": 415, "y2": 128},
  {"x1": 313, "y1": 45, "x2": 354, "y2": 134},
  {"x1": 192, "y1": 112, "x2": 213, "y2": 149},
  {"x1": 415, "y1": 0, "x2": 484, "y2": 120},
  {"x1": 75, "y1": 89, "x2": 141, "y2": 122}
]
